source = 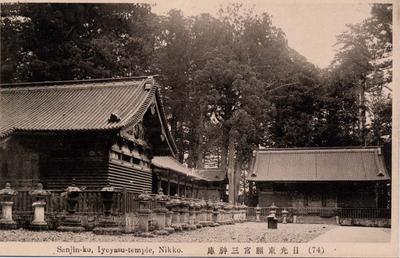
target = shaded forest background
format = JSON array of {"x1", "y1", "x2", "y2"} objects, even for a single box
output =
[{"x1": 0, "y1": 3, "x2": 392, "y2": 203}]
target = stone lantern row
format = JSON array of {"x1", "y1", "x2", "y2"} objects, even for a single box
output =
[
  {"x1": 0, "y1": 183, "x2": 248, "y2": 236},
  {"x1": 0, "y1": 182, "x2": 50, "y2": 230},
  {"x1": 136, "y1": 189, "x2": 248, "y2": 237}
]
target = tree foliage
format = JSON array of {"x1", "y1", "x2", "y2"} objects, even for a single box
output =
[
  {"x1": 1, "y1": 3, "x2": 158, "y2": 82},
  {"x1": 0, "y1": 3, "x2": 392, "y2": 203}
]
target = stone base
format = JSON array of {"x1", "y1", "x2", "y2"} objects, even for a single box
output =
[
  {"x1": 57, "y1": 225, "x2": 85, "y2": 232},
  {"x1": 57, "y1": 215, "x2": 85, "y2": 232},
  {"x1": 165, "y1": 227, "x2": 175, "y2": 233},
  {"x1": 187, "y1": 224, "x2": 197, "y2": 230},
  {"x1": 181, "y1": 223, "x2": 189, "y2": 230},
  {"x1": 196, "y1": 224, "x2": 203, "y2": 228},
  {"x1": 0, "y1": 220, "x2": 17, "y2": 230},
  {"x1": 135, "y1": 232, "x2": 155, "y2": 238},
  {"x1": 93, "y1": 218, "x2": 123, "y2": 235},
  {"x1": 154, "y1": 229, "x2": 169, "y2": 235},
  {"x1": 93, "y1": 226, "x2": 123, "y2": 235},
  {"x1": 172, "y1": 224, "x2": 182, "y2": 231},
  {"x1": 30, "y1": 222, "x2": 49, "y2": 231}
]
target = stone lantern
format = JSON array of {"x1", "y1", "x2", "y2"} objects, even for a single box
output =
[
  {"x1": 29, "y1": 183, "x2": 50, "y2": 231},
  {"x1": 225, "y1": 203, "x2": 234, "y2": 225},
  {"x1": 206, "y1": 199, "x2": 214, "y2": 226},
  {"x1": 282, "y1": 209, "x2": 289, "y2": 224},
  {"x1": 153, "y1": 189, "x2": 169, "y2": 235},
  {"x1": 179, "y1": 196, "x2": 189, "y2": 230},
  {"x1": 0, "y1": 183, "x2": 17, "y2": 230},
  {"x1": 199, "y1": 198, "x2": 207, "y2": 227},
  {"x1": 100, "y1": 184, "x2": 116, "y2": 216},
  {"x1": 267, "y1": 203, "x2": 278, "y2": 229},
  {"x1": 137, "y1": 190, "x2": 153, "y2": 235},
  {"x1": 268, "y1": 202, "x2": 278, "y2": 217},
  {"x1": 93, "y1": 185, "x2": 123, "y2": 235},
  {"x1": 63, "y1": 182, "x2": 82, "y2": 214},
  {"x1": 241, "y1": 203, "x2": 248, "y2": 222},
  {"x1": 187, "y1": 199, "x2": 197, "y2": 230},
  {"x1": 193, "y1": 199, "x2": 202, "y2": 228},
  {"x1": 165, "y1": 198, "x2": 175, "y2": 233},
  {"x1": 220, "y1": 202, "x2": 227, "y2": 225},
  {"x1": 256, "y1": 204, "x2": 261, "y2": 222},
  {"x1": 57, "y1": 181, "x2": 85, "y2": 232},
  {"x1": 212, "y1": 200, "x2": 221, "y2": 227},
  {"x1": 170, "y1": 195, "x2": 182, "y2": 231}
]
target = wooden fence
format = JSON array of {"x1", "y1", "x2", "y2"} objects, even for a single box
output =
[{"x1": 246, "y1": 207, "x2": 391, "y2": 219}]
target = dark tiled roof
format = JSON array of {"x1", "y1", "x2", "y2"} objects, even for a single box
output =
[
  {"x1": 0, "y1": 77, "x2": 178, "y2": 155},
  {"x1": 249, "y1": 147, "x2": 390, "y2": 181}
]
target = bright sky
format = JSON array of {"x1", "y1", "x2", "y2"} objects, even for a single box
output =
[{"x1": 144, "y1": 0, "x2": 372, "y2": 68}]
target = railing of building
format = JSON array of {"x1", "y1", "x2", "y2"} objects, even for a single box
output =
[{"x1": 246, "y1": 206, "x2": 391, "y2": 220}]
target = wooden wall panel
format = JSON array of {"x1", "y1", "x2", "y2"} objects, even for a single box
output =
[{"x1": 107, "y1": 160, "x2": 152, "y2": 193}]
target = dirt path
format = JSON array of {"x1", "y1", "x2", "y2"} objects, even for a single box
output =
[{"x1": 310, "y1": 226, "x2": 391, "y2": 242}]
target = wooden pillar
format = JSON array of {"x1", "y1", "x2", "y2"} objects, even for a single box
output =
[
  {"x1": 191, "y1": 181, "x2": 195, "y2": 198},
  {"x1": 375, "y1": 182, "x2": 379, "y2": 208},
  {"x1": 157, "y1": 175, "x2": 161, "y2": 193},
  {"x1": 167, "y1": 171, "x2": 171, "y2": 196},
  {"x1": 177, "y1": 176, "x2": 180, "y2": 196},
  {"x1": 184, "y1": 177, "x2": 187, "y2": 197}
]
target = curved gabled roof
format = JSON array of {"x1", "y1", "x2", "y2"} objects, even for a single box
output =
[
  {"x1": 249, "y1": 147, "x2": 390, "y2": 182},
  {"x1": 0, "y1": 76, "x2": 178, "y2": 156}
]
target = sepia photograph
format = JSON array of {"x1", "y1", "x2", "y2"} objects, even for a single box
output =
[{"x1": 0, "y1": 0, "x2": 397, "y2": 257}]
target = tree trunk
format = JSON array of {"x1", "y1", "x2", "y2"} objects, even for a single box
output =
[
  {"x1": 359, "y1": 80, "x2": 367, "y2": 144},
  {"x1": 195, "y1": 105, "x2": 205, "y2": 168},
  {"x1": 220, "y1": 128, "x2": 229, "y2": 171},
  {"x1": 227, "y1": 130, "x2": 236, "y2": 204},
  {"x1": 234, "y1": 157, "x2": 242, "y2": 205}
]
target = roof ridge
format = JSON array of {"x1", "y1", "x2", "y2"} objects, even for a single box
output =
[
  {"x1": 0, "y1": 79, "x2": 145, "y2": 92},
  {"x1": 256, "y1": 147, "x2": 381, "y2": 153},
  {"x1": 0, "y1": 76, "x2": 158, "y2": 88},
  {"x1": 257, "y1": 146, "x2": 380, "y2": 150}
]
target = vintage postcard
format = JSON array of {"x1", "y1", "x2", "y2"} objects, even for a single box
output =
[{"x1": 0, "y1": 0, "x2": 398, "y2": 257}]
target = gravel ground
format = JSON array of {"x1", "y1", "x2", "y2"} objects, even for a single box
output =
[{"x1": 0, "y1": 223, "x2": 335, "y2": 243}]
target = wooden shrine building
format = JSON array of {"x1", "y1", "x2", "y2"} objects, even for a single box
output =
[
  {"x1": 249, "y1": 147, "x2": 390, "y2": 208},
  {"x1": 152, "y1": 156, "x2": 226, "y2": 200},
  {"x1": 0, "y1": 77, "x2": 224, "y2": 195}
]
